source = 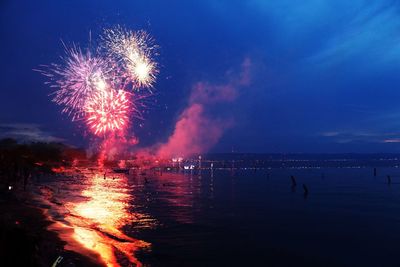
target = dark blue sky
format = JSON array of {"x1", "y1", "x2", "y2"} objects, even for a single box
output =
[{"x1": 1, "y1": 0, "x2": 400, "y2": 153}]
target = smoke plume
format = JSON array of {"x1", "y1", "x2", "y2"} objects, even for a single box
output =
[{"x1": 156, "y1": 58, "x2": 252, "y2": 158}]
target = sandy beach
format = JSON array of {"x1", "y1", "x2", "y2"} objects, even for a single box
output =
[{"x1": 0, "y1": 188, "x2": 101, "y2": 267}]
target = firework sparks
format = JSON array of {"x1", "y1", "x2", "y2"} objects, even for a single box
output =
[
  {"x1": 85, "y1": 89, "x2": 131, "y2": 135},
  {"x1": 102, "y1": 27, "x2": 159, "y2": 89},
  {"x1": 38, "y1": 45, "x2": 110, "y2": 120},
  {"x1": 37, "y1": 26, "x2": 159, "y2": 137},
  {"x1": 127, "y1": 53, "x2": 158, "y2": 88}
]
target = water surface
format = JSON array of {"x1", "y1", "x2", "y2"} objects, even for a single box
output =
[{"x1": 35, "y1": 165, "x2": 400, "y2": 266}]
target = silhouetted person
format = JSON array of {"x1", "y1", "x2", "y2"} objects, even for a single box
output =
[
  {"x1": 290, "y1": 175, "x2": 297, "y2": 186},
  {"x1": 290, "y1": 175, "x2": 297, "y2": 193},
  {"x1": 374, "y1": 168, "x2": 377, "y2": 177},
  {"x1": 387, "y1": 175, "x2": 392, "y2": 185},
  {"x1": 303, "y1": 184, "x2": 309, "y2": 198}
]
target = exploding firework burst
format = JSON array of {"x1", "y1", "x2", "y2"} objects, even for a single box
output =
[
  {"x1": 102, "y1": 26, "x2": 159, "y2": 89},
  {"x1": 38, "y1": 45, "x2": 110, "y2": 120},
  {"x1": 85, "y1": 89, "x2": 131, "y2": 135},
  {"x1": 37, "y1": 26, "x2": 159, "y2": 137}
]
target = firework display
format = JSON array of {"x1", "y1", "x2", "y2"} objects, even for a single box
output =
[
  {"x1": 85, "y1": 89, "x2": 131, "y2": 135},
  {"x1": 102, "y1": 27, "x2": 159, "y2": 89},
  {"x1": 38, "y1": 26, "x2": 158, "y2": 136}
]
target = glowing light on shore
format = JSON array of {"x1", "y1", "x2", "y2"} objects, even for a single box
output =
[{"x1": 64, "y1": 172, "x2": 150, "y2": 267}]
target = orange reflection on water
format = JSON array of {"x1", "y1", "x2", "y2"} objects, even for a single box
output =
[{"x1": 63, "y1": 172, "x2": 150, "y2": 267}]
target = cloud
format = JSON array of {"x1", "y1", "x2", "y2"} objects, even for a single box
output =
[
  {"x1": 319, "y1": 129, "x2": 400, "y2": 144},
  {"x1": 247, "y1": 0, "x2": 334, "y2": 34},
  {"x1": 308, "y1": 2, "x2": 400, "y2": 68},
  {"x1": 226, "y1": 0, "x2": 400, "y2": 69},
  {"x1": 155, "y1": 58, "x2": 252, "y2": 158},
  {"x1": 0, "y1": 123, "x2": 65, "y2": 143},
  {"x1": 320, "y1": 131, "x2": 340, "y2": 137},
  {"x1": 383, "y1": 139, "x2": 400, "y2": 143}
]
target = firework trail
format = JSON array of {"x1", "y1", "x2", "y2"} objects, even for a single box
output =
[{"x1": 37, "y1": 26, "x2": 159, "y2": 137}]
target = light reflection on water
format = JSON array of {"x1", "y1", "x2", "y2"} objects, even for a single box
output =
[
  {"x1": 34, "y1": 166, "x2": 400, "y2": 267},
  {"x1": 36, "y1": 169, "x2": 153, "y2": 267}
]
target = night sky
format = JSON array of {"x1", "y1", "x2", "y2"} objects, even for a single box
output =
[{"x1": 1, "y1": 0, "x2": 400, "y2": 153}]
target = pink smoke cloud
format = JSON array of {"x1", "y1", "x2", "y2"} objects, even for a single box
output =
[
  {"x1": 156, "y1": 58, "x2": 252, "y2": 158},
  {"x1": 157, "y1": 104, "x2": 232, "y2": 157},
  {"x1": 189, "y1": 83, "x2": 238, "y2": 104}
]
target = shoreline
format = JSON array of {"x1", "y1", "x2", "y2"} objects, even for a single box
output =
[{"x1": 0, "y1": 189, "x2": 101, "y2": 267}]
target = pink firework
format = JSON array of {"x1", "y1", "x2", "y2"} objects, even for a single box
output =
[
  {"x1": 37, "y1": 26, "x2": 159, "y2": 138},
  {"x1": 85, "y1": 89, "x2": 131, "y2": 135},
  {"x1": 37, "y1": 45, "x2": 110, "y2": 121}
]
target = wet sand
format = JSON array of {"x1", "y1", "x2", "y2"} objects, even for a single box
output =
[
  {"x1": 0, "y1": 190, "x2": 101, "y2": 267},
  {"x1": 31, "y1": 169, "x2": 151, "y2": 267}
]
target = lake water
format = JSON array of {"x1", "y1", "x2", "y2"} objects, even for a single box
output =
[{"x1": 34, "y1": 163, "x2": 400, "y2": 267}]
